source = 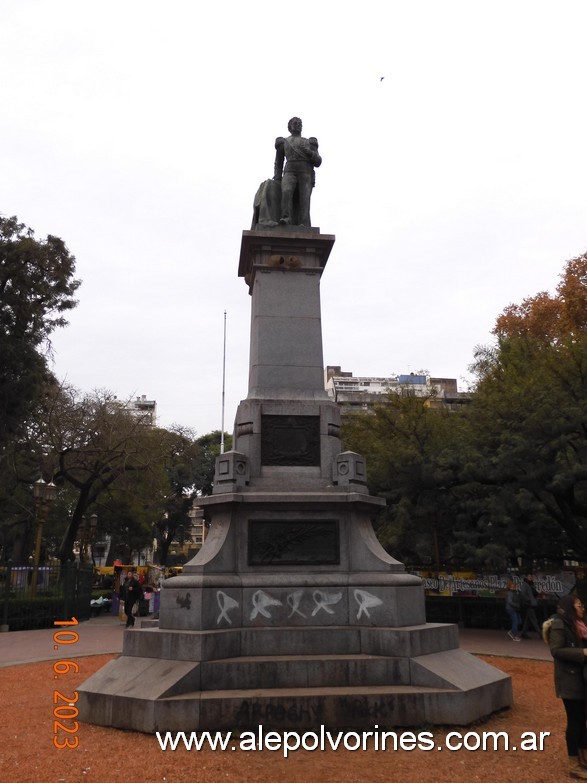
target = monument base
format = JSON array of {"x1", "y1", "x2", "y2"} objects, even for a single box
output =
[
  {"x1": 79, "y1": 488, "x2": 512, "y2": 732},
  {"x1": 78, "y1": 621, "x2": 511, "y2": 732},
  {"x1": 78, "y1": 224, "x2": 512, "y2": 733}
]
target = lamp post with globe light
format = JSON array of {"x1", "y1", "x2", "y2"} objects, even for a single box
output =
[
  {"x1": 88, "y1": 513, "x2": 98, "y2": 566},
  {"x1": 31, "y1": 478, "x2": 57, "y2": 597}
]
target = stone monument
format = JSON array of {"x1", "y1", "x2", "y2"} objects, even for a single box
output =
[{"x1": 78, "y1": 120, "x2": 511, "y2": 733}]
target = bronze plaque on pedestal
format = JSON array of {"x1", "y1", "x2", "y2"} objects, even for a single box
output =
[
  {"x1": 261, "y1": 415, "x2": 320, "y2": 466},
  {"x1": 248, "y1": 520, "x2": 339, "y2": 565}
]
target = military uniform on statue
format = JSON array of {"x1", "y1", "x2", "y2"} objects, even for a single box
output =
[{"x1": 274, "y1": 117, "x2": 321, "y2": 227}]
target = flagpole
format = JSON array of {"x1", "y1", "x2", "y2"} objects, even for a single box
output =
[{"x1": 220, "y1": 310, "x2": 227, "y2": 454}]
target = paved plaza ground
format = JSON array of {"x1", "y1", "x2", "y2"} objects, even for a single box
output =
[{"x1": 0, "y1": 615, "x2": 567, "y2": 783}]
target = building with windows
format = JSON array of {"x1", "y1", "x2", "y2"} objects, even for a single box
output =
[
  {"x1": 124, "y1": 395, "x2": 157, "y2": 426},
  {"x1": 324, "y1": 366, "x2": 471, "y2": 413},
  {"x1": 165, "y1": 506, "x2": 208, "y2": 566}
]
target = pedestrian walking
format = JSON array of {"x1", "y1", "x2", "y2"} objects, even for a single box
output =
[
  {"x1": 120, "y1": 570, "x2": 143, "y2": 628},
  {"x1": 505, "y1": 579, "x2": 522, "y2": 641}
]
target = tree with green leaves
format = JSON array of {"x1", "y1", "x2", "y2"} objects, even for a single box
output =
[
  {"x1": 342, "y1": 389, "x2": 473, "y2": 567},
  {"x1": 342, "y1": 254, "x2": 587, "y2": 570},
  {"x1": 0, "y1": 380, "x2": 233, "y2": 567},
  {"x1": 191, "y1": 430, "x2": 233, "y2": 496},
  {"x1": 152, "y1": 429, "x2": 232, "y2": 566},
  {"x1": 38, "y1": 384, "x2": 173, "y2": 563},
  {"x1": 151, "y1": 427, "x2": 202, "y2": 567},
  {"x1": 0, "y1": 216, "x2": 80, "y2": 449},
  {"x1": 470, "y1": 252, "x2": 587, "y2": 558},
  {"x1": 97, "y1": 469, "x2": 164, "y2": 565}
]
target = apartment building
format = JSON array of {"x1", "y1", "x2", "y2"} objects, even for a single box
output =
[{"x1": 324, "y1": 366, "x2": 470, "y2": 413}]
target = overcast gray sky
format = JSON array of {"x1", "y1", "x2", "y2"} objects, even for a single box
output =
[{"x1": 3, "y1": 1, "x2": 586, "y2": 435}]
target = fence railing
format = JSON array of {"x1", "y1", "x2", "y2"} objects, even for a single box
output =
[
  {"x1": 0, "y1": 564, "x2": 559, "y2": 633},
  {"x1": 0, "y1": 562, "x2": 94, "y2": 632}
]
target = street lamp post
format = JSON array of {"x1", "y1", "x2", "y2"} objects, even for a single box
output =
[
  {"x1": 89, "y1": 514, "x2": 98, "y2": 565},
  {"x1": 31, "y1": 478, "x2": 57, "y2": 597},
  {"x1": 1, "y1": 559, "x2": 12, "y2": 632},
  {"x1": 78, "y1": 515, "x2": 86, "y2": 563}
]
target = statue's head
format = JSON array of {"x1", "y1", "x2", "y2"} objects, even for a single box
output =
[{"x1": 288, "y1": 117, "x2": 302, "y2": 134}]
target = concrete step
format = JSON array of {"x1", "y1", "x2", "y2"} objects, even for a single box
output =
[
  {"x1": 123, "y1": 622, "x2": 461, "y2": 662},
  {"x1": 168, "y1": 683, "x2": 454, "y2": 699},
  {"x1": 78, "y1": 649, "x2": 512, "y2": 733},
  {"x1": 157, "y1": 683, "x2": 460, "y2": 731},
  {"x1": 201, "y1": 653, "x2": 411, "y2": 690}
]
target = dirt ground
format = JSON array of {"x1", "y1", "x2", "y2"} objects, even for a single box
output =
[{"x1": 0, "y1": 653, "x2": 573, "y2": 783}]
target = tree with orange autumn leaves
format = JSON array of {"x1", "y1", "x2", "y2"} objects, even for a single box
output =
[
  {"x1": 342, "y1": 253, "x2": 586, "y2": 569},
  {"x1": 471, "y1": 252, "x2": 587, "y2": 557},
  {"x1": 494, "y1": 254, "x2": 587, "y2": 343}
]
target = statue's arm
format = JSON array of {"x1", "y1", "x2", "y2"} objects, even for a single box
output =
[
  {"x1": 274, "y1": 137, "x2": 285, "y2": 181},
  {"x1": 307, "y1": 137, "x2": 321, "y2": 168}
]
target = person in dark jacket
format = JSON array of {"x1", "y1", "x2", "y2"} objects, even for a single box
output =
[
  {"x1": 121, "y1": 571, "x2": 143, "y2": 628},
  {"x1": 548, "y1": 594, "x2": 587, "y2": 779},
  {"x1": 520, "y1": 573, "x2": 542, "y2": 637}
]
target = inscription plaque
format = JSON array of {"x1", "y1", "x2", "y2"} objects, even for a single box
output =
[
  {"x1": 261, "y1": 415, "x2": 320, "y2": 466},
  {"x1": 248, "y1": 520, "x2": 340, "y2": 566}
]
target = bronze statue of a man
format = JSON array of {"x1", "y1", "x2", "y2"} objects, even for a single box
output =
[{"x1": 274, "y1": 117, "x2": 322, "y2": 227}]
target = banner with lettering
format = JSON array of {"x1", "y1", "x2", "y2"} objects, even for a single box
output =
[{"x1": 410, "y1": 571, "x2": 575, "y2": 599}]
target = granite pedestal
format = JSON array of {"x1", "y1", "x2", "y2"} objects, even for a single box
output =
[{"x1": 78, "y1": 227, "x2": 511, "y2": 732}]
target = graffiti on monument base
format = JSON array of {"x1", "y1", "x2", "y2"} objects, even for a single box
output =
[
  {"x1": 175, "y1": 592, "x2": 191, "y2": 609},
  {"x1": 214, "y1": 587, "x2": 387, "y2": 626},
  {"x1": 339, "y1": 695, "x2": 395, "y2": 720},
  {"x1": 235, "y1": 700, "x2": 324, "y2": 725},
  {"x1": 216, "y1": 591, "x2": 239, "y2": 624}
]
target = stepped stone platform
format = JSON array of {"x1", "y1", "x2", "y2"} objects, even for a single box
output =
[
  {"x1": 79, "y1": 620, "x2": 511, "y2": 732},
  {"x1": 78, "y1": 224, "x2": 512, "y2": 733}
]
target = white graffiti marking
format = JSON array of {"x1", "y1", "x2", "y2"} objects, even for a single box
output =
[
  {"x1": 354, "y1": 589, "x2": 383, "y2": 619},
  {"x1": 216, "y1": 591, "x2": 239, "y2": 625},
  {"x1": 250, "y1": 589, "x2": 282, "y2": 620},
  {"x1": 287, "y1": 590, "x2": 306, "y2": 618},
  {"x1": 311, "y1": 590, "x2": 343, "y2": 616}
]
